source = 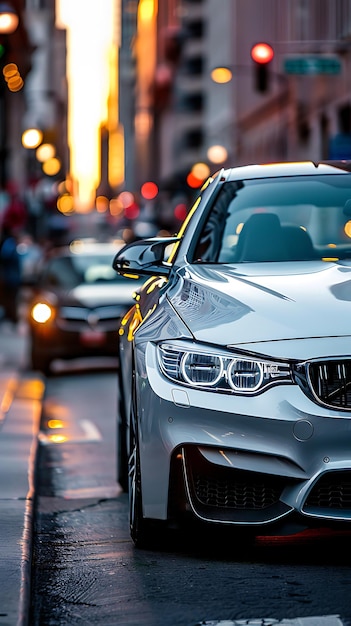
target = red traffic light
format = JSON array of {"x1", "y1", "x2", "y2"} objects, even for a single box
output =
[
  {"x1": 250, "y1": 42, "x2": 274, "y2": 64},
  {"x1": 140, "y1": 181, "x2": 159, "y2": 200}
]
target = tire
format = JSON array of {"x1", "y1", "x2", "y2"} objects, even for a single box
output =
[
  {"x1": 31, "y1": 342, "x2": 51, "y2": 376},
  {"x1": 128, "y1": 389, "x2": 157, "y2": 548},
  {"x1": 117, "y1": 418, "x2": 128, "y2": 492},
  {"x1": 117, "y1": 346, "x2": 129, "y2": 492}
]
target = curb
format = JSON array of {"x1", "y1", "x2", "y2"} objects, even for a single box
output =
[
  {"x1": 17, "y1": 374, "x2": 44, "y2": 626},
  {"x1": 0, "y1": 372, "x2": 45, "y2": 626}
]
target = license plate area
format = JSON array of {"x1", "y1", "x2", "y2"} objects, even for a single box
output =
[{"x1": 80, "y1": 329, "x2": 106, "y2": 346}]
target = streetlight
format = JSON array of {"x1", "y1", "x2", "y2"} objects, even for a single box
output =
[{"x1": 0, "y1": 1, "x2": 18, "y2": 190}]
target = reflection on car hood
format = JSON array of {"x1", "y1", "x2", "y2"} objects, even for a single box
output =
[{"x1": 169, "y1": 261, "x2": 351, "y2": 346}]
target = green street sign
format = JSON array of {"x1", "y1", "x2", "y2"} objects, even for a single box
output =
[{"x1": 284, "y1": 56, "x2": 341, "y2": 75}]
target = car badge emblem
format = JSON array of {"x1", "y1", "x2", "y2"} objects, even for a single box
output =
[{"x1": 87, "y1": 312, "x2": 99, "y2": 326}]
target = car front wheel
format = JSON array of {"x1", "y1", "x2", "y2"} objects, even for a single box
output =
[
  {"x1": 117, "y1": 365, "x2": 128, "y2": 492},
  {"x1": 128, "y1": 391, "x2": 160, "y2": 548},
  {"x1": 128, "y1": 414, "x2": 150, "y2": 547}
]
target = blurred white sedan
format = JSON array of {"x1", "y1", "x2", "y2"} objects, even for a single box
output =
[{"x1": 28, "y1": 240, "x2": 143, "y2": 375}]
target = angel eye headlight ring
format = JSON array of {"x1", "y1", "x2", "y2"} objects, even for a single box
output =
[
  {"x1": 228, "y1": 358, "x2": 263, "y2": 391},
  {"x1": 181, "y1": 352, "x2": 224, "y2": 386}
]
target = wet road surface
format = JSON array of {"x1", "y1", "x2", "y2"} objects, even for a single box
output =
[{"x1": 29, "y1": 368, "x2": 351, "y2": 626}]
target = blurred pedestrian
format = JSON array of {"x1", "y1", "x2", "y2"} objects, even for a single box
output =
[
  {"x1": 0, "y1": 224, "x2": 22, "y2": 324},
  {"x1": 2, "y1": 191, "x2": 27, "y2": 232}
]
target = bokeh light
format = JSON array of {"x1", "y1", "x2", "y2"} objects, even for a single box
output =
[
  {"x1": 141, "y1": 181, "x2": 158, "y2": 199},
  {"x1": 207, "y1": 145, "x2": 228, "y2": 164},
  {"x1": 174, "y1": 203, "x2": 187, "y2": 221},
  {"x1": 42, "y1": 157, "x2": 61, "y2": 176},
  {"x1": 22, "y1": 128, "x2": 43, "y2": 149},
  {"x1": 57, "y1": 193, "x2": 74, "y2": 214},
  {"x1": 187, "y1": 172, "x2": 203, "y2": 188},
  {"x1": 36, "y1": 143, "x2": 56, "y2": 162},
  {"x1": 96, "y1": 195, "x2": 109, "y2": 213},
  {"x1": 192, "y1": 162, "x2": 210, "y2": 180},
  {"x1": 344, "y1": 220, "x2": 351, "y2": 238},
  {"x1": 210, "y1": 66, "x2": 233, "y2": 84}
]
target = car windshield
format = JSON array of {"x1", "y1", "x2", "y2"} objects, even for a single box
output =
[
  {"x1": 42, "y1": 253, "x2": 124, "y2": 288},
  {"x1": 192, "y1": 174, "x2": 351, "y2": 263}
]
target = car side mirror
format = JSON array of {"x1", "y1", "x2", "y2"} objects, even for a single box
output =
[{"x1": 112, "y1": 236, "x2": 181, "y2": 278}]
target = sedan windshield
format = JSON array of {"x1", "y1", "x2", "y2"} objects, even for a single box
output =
[
  {"x1": 192, "y1": 175, "x2": 351, "y2": 263},
  {"x1": 41, "y1": 254, "x2": 123, "y2": 288}
]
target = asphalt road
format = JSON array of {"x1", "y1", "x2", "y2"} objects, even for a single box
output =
[
  {"x1": 29, "y1": 366, "x2": 351, "y2": 626},
  {"x1": 2, "y1": 316, "x2": 351, "y2": 626}
]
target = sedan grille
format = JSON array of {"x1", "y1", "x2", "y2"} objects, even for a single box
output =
[
  {"x1": 307, "y1": 359, "x2": 351, "y2": 410},
  {"x1": 294, "y1": 358, "x2": 351, "y2": 411},
  {"x1": 304, "y1": 471, "x2": 351, "y2": 511},
  {"x1": 194, "y1": 470, "x2": 282, "y2": 510},
  {"x1": 59, "y1": 305, "x2": 123, "y2": 330}
]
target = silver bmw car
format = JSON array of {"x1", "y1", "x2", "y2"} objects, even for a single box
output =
[{"x1": 113, "y1": 161, "x2": 351, "y2": 547}]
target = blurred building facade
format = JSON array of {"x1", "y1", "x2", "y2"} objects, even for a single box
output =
[
  {"x1": 24, "y1": 0, "x2": 67, "y2": 183},
  {"x1": 0, "y1": 0, "x2": 67, "y2": 238},
  {"x1": 133, "y1": 0, "x2": 351, "y2": 203},
  {"x1": 0, "y1": 0, "x2": 35, "y2": 196},
  {"x1": 3, "y1": 0, "x2": 351, "y2": 236}
]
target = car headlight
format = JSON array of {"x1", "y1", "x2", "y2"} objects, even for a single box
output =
[
  {"x1": 157, "y1": 342, "x2": 292, "y2": 394},
  {"x1": 31, "y1": 302, "x2": 55, "y2": 324}
]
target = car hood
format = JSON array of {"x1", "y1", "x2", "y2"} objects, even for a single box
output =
[{"x1": 168, "y1": 261, "x2": 351, "y2": 355}]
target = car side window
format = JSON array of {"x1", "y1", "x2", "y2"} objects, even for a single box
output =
[{"x1": 192, "y1": 181, "x2": 244, "y2": 262}]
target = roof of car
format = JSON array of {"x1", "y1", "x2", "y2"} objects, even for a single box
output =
[
  {"x1": 220, "y1": 160, "x2": 351, "y2": 182},
  {"x1": 46, "y1": 239, "x2": 124, "y2": 258}
]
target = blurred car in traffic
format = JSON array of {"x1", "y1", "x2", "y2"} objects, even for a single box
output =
[
  {"x1": 113, "y1": 160, "x2": 351, "y2": 548},
  {"x1": 28, "y1": 239, "x2": 143, "y2": 375}
]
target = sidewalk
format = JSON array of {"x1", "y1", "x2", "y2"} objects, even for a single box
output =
[{"x1": 0, "y1": 322, "x2": 45, "y2": 626}]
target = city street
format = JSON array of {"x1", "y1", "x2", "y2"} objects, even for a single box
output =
[
  {"x1": 2, "y1": 321, "x2": 351, "y2": 625},
  {"x1": 0, "y1": 320, "x2": 44, "y2": 625},
  {"x1": 2, "y1": 1, "x2": 351, "y2": 625},
  {"x1": 29, "y1": 362, "x2": 351, "y2": 626}
]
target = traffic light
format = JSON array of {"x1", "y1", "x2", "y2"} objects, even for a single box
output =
[{"x1": 250, "y1": 42, "x2": 274, "y2": 92}]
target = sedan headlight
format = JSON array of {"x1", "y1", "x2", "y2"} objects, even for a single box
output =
[
  {"x1": 31, "y1": 302, "x2": 55, "y2": 324},
  {"x1": 158, "y1": 342, "x2": 292, "y2": 394},
  {"x1": 182, "y1": 352, "x2": 223, "y2": 386}
]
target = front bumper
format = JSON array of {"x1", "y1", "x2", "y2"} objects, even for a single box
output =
[
  {"x1": 135, "y1": 342, "x2": 351, "y2": 531},
  {"x1": 30, "y1": 322, "x2": 120, "y2": 361}
]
